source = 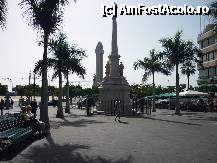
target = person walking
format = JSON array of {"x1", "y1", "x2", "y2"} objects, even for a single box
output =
[
  {"x1": 86, "y1": 98, "x2": 92, "y2": 116},
  {"x1": 0, "y1": 99, "x2": 4, "y2": 116},
  {"x1": 30, "y1": 99, "x2": 38, "y2": 118},
  {"x1": 10, "y1": 99, "x2": 14, "y2": 108},
  {"x1": 114, "y1": 98, "x2": 121, "y2": 122}
]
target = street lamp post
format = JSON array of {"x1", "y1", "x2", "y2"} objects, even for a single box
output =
[
  {"x1": 33, "y1": 72, "x2": 36, "y2": 100},
  {"x1": 29, "y1": 71, "x2": 31, "y2": 85}
]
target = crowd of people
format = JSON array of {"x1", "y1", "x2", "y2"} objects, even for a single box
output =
[{"x1": 0, "y1": 98, "x2": 14, "y2": 115}]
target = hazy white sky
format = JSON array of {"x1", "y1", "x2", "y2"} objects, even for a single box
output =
[{"x1": 0, "y1": 0, "x2": 214, "y2": 90}]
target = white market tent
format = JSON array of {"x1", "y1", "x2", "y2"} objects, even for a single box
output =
[{"x1": 179, "y1": 90, "x2": 208, "y2": 97}]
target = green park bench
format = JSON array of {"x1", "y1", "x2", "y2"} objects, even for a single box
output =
[{"x1": 0, "y1": 113, "x2": 34, "y2": 151}]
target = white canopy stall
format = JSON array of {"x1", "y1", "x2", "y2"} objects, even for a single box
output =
[{"x1": 179, "y1": 90, "x2": 208, "y2": 97}]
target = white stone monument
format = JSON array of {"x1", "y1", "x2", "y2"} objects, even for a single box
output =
[
  {"x1": 99, "y1": 16, "x2": 130, "y2": 115},
  {"x1": 93, "y1": 42, "x2": 104, "y2": 87}
]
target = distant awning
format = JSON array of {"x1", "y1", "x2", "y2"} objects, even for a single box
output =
[
  {"x1": 179, "y1": 90, "x2": 208, "y2": 97},
  {"x1": 158, "y1": 93, "x2": 176, "y2": 98},
  {"x1": 144, "y1": 93, "x2": 175, "y2": 99}
]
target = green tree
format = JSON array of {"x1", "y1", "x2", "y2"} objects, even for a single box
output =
[
  {"x1": 20, "y1": 0, "x2": 76, "y2": 130},
  {"x1": 0, "y1": 83, "x2": 7, "y2": 95},
  {"x1": 34, "y1": 33, "x2": 85, "y2": 118},
  {"x1": 48, "y1": 85, "x2": 58, "y2": 100},
  {"x1": 0, "y1": 0, "x2": 7, "y2": 29},
  {"x1": 15, "y1": 85, "x2": 25, "y2": 98},
  {"x1": 133, "y1": 49, "x2": 170, "y2": 112},
  {"x1": 62, "y1": 41, "x2": 86, "y2": 113},
  {"x1": 181, "y1": 61, "x2": 196, "y2": 90},
  {"x1": 210, "y1": 1, "x2": 217, "y2": 22},
  {"x1": 49, "y1": 33, "x2": 86, "y2": 116},
  {"x1": 159, "y1": 31, "x2": 200, "y2": 115},
  {"x1": 68, "y1": 85, "x2": 82, "y2": 98}
]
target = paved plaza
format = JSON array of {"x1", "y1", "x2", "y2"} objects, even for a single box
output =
[{"x1": 1, "y1": 102, "x2": 217, "y2": 163}]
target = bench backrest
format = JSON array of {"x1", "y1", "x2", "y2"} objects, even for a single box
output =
[{"x1": 0, "y1": 114, "x2": 22, "y2": 132}]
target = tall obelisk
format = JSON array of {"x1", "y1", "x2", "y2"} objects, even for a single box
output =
[
  {"x1": 99, "y1": 16, "x2": 130, "y2": 115},
  {"x1": 93, "y1": 42, "x2": 104, "y2": 87}
]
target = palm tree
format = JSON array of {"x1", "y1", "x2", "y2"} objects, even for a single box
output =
[
  {"x1": 0, "y1": 0, "x2": 7, "y2": 30},
  {"x1": 181, "y1": 61, "x2": 196, "y2": 90},
  {"x1": 20, "y1": 0, "x2": 76, "y2": 130},
  {"x1": 34, "y1": 33, "x2": 86, "y2": 117},
  {"x1": 133, "y1": 49, "x2": 170, "y2": 112},
  {"x1": 63, "y1": 44, "x2": 86, "y2": 113},
  {"x1": 159, "y1": 31, "x2": 200, "y2": 115}
]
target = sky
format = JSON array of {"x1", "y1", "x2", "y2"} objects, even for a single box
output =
[{"x1": 0, "y1": 0, "x2": 214, "y2": 91}]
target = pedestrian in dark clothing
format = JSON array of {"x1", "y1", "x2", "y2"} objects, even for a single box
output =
[
  {"x1": 10, "y1": 99, "x2": 14, "y2": 108},
  {"x1": 77, "y1": 99, "x2": 82, "y2": 109},
  {"x1": 86, "y1": 98, "x2": 92, "y2": 116},
  {"x1": 30, "y1": 99, "x2": 38, "y2": 118},
  {"x1": 114, "y1": 98, "x2": 121, "y2": 122},
  {"x1": 139, "y1": 98, "x2": 144, "y2": 114},
  {"x1": 0, "y1": 99, "x2": 4, "y2": 116}
]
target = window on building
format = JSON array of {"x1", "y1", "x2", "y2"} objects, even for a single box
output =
[
  {"x1": 201, "y1": 36, "x2": 216, "y2": 49},
  {"x1": 215, "y1": 67, "x2": 217, "y2": 76},
  {"x1": 214, "y1": 51, "x2": 217, "y2": 60},
  {"x1": 202, "y1": 39, "x2": 209, "y2": 48},
  {"x1": 203, "y1": 54, "x2": 207, "y2": 62},
  {"x1": 199, "y1": 69, "x2": 209, "y2": 78},
  {"x1": 209, "y1": 36, "x2": 215, "y2": 45},
  {"x1": 208, "y1": 52, "x2": 214, "y2": 61},
  {"x1": 209, "y1": 67, "x2": 216, "y2": 77}
]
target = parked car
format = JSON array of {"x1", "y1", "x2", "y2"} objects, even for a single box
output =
[{"x1": 48, "y1": 100, "x2": 58, "y2": 106}]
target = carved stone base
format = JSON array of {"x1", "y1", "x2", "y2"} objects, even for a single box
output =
[{"x1": 99, "y1": 76, "x2": 130, "y2": 115}]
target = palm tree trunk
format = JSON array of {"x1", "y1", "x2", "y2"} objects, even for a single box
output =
[
  {"x1": 175, "y1": 63, "x2": 181, "y2": 115},
  {"x1": 56, "y1": 70, "x2": 64, "y2": 118},
  {"x1": 187, "y1": 75, "x2": 190, "y2": 90},
  {"x1": 65, "y1": 72, "x2": 70, "y2": 113},
  {"x1": 152, "y1": 72, "x2": 156, "y2": 112},
  {"x1": 40, "y1": 33, "x2": 50, "y2": 131}
]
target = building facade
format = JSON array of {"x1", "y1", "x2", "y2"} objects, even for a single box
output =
[{"x1": 197, "y1": 24, "x2": 217, "y2": 92}]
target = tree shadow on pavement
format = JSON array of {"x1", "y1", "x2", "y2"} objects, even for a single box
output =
[
  {"x1": 190, "y1": 117, "x2": 217, "y2": 122},
  {"x1": 159, "y1": 112, "x2": 199, "y2": 116},
  {"x1": 143, "y1": 117, "x2": 201, "y2": 126},
  {"x1": 21, "y1": 135, "x2": 133, "y2": 163},
  {"x1": 50, "y1": 119, "x2": 108, "y2": 129},
  {"x1": 0, "y1": 134, "x2": 43, "y2": 161},
  {"x1": 118, "y1": 120, "x2": 129, "y2": 124},
  {"x1": 124, "y1": 114, "x2": 144, "y2": 118},
  {"x1": 64, "y1": 113, "x2": 84, "y2": 118}
]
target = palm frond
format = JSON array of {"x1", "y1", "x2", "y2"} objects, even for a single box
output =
[
  {"x1": 159, "y1": 30, "x2": 200, "y2": 68},
  {"x1": 181, "y1": 60, "x2": 196, "y2": 76},
  {"x1": 134, "y1": 48, "x2": 172, "y2": 82},
  {"x1": 210, "y1": 1, "x2": 217, "y2": 23},
  {"x1": 19, "y1": 0, "x2": 72, "y2": 35},
  {"x1": 34, "y1": 59, "x2": 43, "y2": 75},
  {"x1": 47, "y1": 32, "x2": 86, "y2": 80},
  {"x1": 142, "y1": 71, "x2": 152, "y2": 82},
  {"x1": 34, "y1": 58, "x2": 56, "y2": 75},
  {"x1": 51, "y1": 70, "x2": 59, "y2": 80},
  {"x1": 0, "y1": 0, "x2": 7, "y2": 30}
]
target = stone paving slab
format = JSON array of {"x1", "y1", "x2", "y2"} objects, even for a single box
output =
[{"x1": 1, "y1": 103, "x2": 217, "y2": 163}]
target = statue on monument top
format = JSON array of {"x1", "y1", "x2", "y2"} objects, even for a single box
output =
[
  {"x1": 93, "y1": 74, "x2": 96, "y2": 82},
  {"x1": 119, "y1": 62, "x2": 124, "y2": 76},
  {"x1": 105, "y1": 61, "x2": 110, "y2": 77}
]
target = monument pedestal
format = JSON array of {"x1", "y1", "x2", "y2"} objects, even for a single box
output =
[{"x1": 99, "y1": 76, "x2": 130, "y2": 115}]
